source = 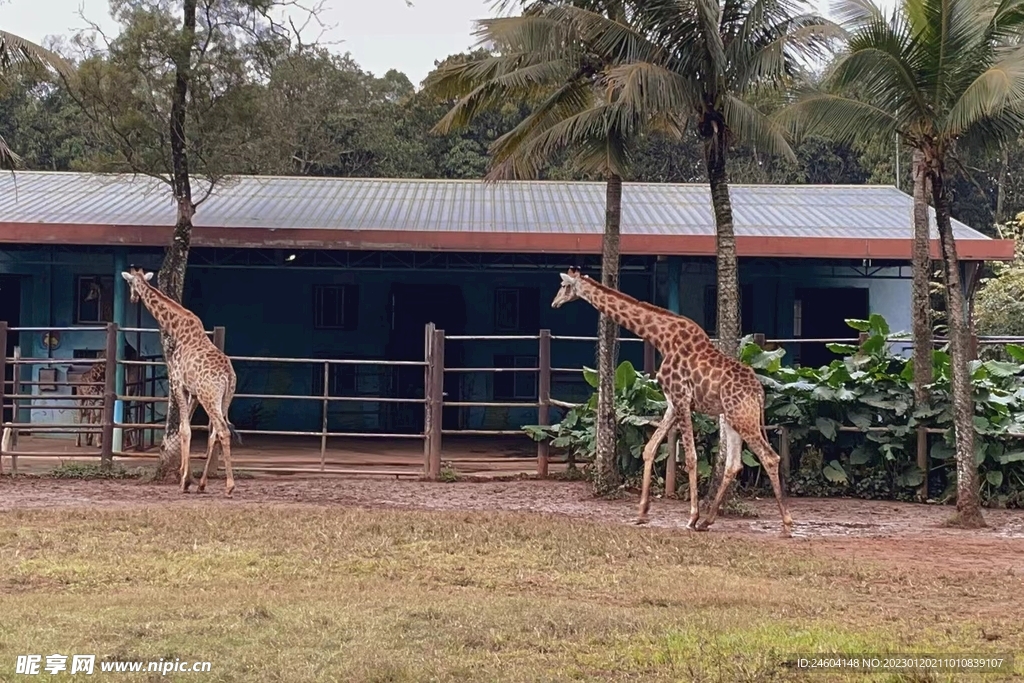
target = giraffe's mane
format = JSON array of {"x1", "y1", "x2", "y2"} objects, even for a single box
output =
[
  {"x1": 138, "y1": 277, "x2": 202, "y2": 326},
  {"x1": 578, "y1": 274, "x2": 706, "y2": 333}
]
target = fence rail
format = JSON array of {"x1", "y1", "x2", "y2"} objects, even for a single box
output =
[{"x1": 1, "y1": 319, "x2": 1017, "y2": 489}]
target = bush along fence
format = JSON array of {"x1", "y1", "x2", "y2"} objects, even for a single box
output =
[{"x1": 524, "y1": 315, "x2": 1024, "y2": 509}]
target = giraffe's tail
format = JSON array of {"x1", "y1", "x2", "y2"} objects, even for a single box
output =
[{"x1": 227, "y1": 421, "x2": 243, "y2": 446}]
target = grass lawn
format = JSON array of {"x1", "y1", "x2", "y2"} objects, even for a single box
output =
[{"x1": 0, "y1": 503, "x2": 1020, "y2": 682}]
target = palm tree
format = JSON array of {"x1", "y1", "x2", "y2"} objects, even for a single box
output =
[
  {"x1": 569, "y1": 0, "x2": 835, "y2": 505},
  {"x1": 0, "y1": 31, "x2": 74, "y2": 168},
  {"x1": 777, "y1": 0, "x2": 1024, "y2": 527},
  {"x1": 424, "y1": 1, "x2": 659, "y2": 493}
]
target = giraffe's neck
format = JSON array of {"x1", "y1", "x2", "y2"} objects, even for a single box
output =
[
  {"x1": 136, "y1": 281, "x2": 197, "y2": 342},
  {"x1": 577, "y1": 277, "x2": 703, "y2": 349}
]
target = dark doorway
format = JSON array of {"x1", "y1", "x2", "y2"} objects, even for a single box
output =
[
  {"x1": 0, "y1": 276, "x2": 22, "y2": 425},
  {"x1": 385, "y1": 283, "x2": 467, "y2": 432},
  {"x1": 795, "y1": 286, "x2": 870, "y2": 368}
]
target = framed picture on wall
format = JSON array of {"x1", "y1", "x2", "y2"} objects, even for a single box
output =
[{"x1": 75, "y1": 275, "x2": 114, "y2": 325}]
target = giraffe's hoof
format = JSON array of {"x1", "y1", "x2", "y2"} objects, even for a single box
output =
[
  {"x1": 633, "y1": 515, "x2": 649, "y2": 526},
  {"x1": 694, "y1": 520, "x2": 711, "y2": 532},
  {"x1": 685, "y1": 518, "x2": 699, "y2": 531}
]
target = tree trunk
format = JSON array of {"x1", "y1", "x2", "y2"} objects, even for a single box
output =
[
  {"x1": 929, "y1": 163, "x2": 985, "y2": 528},
  {"x1": 911, "y1": 150, "x2": 933, "y2": 410},
  {"x1": 154, "y1": 0, "x2": 197, "y2": 482},
  {"x1": 704, "y1": 123, "x2": 741, "y2": 510},
  {"x1": 594, "y1": 173, "x2": 622, "y2": 495}
]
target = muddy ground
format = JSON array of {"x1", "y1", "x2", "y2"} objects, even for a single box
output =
[{"x1": 2, "y1": 476, "x2": 1023, "y2": 576}]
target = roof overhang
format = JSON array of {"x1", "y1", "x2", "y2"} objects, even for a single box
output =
[{"x1": 0, "y1": 222, "x2": 1013, "y2": 260}]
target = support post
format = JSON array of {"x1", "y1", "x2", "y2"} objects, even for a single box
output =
[
  {"x1": 422, "y1": 322, "x2": 435, "y2": 475},
  {"x1": 0, "y1": 321, "x2": 6, "y2": 468},
  {"x1": 100, "y1": 322, "x2": 118, "y2": 467},
  {"x1": 857, "y1": 331, "x2": 869, "y2": 348},
  {"x1": 916, "y1": 425, "x2": 928, "y2": 501},
  {"x1": 112, "y1": 248, "x2": 127, "y2": 454},
  {"x1": 537, "y1": 329, "x2": 551, "y2": 478},
  {"x1": 213, "y1": 326, "x2": 226, "y2": 352},
  {"x1": 427, "y1": 329, "x2": 445, "y2": 480},
  {"x1": 666, "y1": 256, "x2": 681, "y2": 314},
  {"x1": 779, "y1": 425, "x2": 790, "y2": 492},
  {"x1": 753, "y1": 333, "x2": 766, "y2": 348},
  {"x1": 665, "y1": 434, "x2": 677, "y2": 498},
  {"x1": 643, "y1": 340, "x2": 656, "y2": 376},
  {"x1": 967, "y1": 333, "x2": 979, "y2": 360}
]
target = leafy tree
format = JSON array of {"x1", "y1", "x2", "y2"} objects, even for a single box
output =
[
  {"x1": 777, "y1": 0, "x2": 1024, "y2": 527},
  {"x1": 975, "y1": 213, "x2": 1024, "y2": 337},
  {"x1": 424, "y1": 1, "x2": 662, "y2": 494},
  {"x1": 67, "y1": 0, "x2": 315, "y2": 478}
]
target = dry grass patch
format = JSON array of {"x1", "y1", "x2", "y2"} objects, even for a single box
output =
[{"x1": 0, "y1": 504, "x2": 1019, "y2": 682}]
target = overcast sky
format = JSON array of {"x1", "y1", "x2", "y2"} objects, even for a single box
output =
[{"x1": 0, "y1": 0, "x2": 897, "y2": 88}]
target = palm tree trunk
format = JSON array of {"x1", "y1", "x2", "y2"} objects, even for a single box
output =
[
  {"x1": 594, "y1": 173, "x2": 622, "y2": 495},
  {"x1": 704, "y1": 124, "x2": 741, "y2": 509},
  {"x1": 155, "y1": 0, "x2": 197, "y2": 482},
  {"x1": 929, "y1": 163, "x2": 985, "y2": 528},
  {"x1": 912, "y1": 150, "x2": 933, "y2": 409}
]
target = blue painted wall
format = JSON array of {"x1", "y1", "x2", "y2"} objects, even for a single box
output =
[{"x1": 1, "y1": 248, "x2": 913, "y2": 435}]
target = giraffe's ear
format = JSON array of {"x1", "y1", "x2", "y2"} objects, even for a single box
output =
[
  {"x1": 559, "y1": 273, "x2": 573, "y2": 284},
  {"x1": 120, "y1": 272, "x2": 132, "y2": 282},
  {"x1": 143, "y1": 272, "x2": 154, "y2": 282}
]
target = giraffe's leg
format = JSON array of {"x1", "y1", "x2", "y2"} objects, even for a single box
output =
[
  {"x1": 75, "y1": 399, "x2": 83, "y2": 448},
  {"x1": 205, "y1": 399, "x2": 235, "y2": 497},
  {"x1": 675, "y1": 405, "x2": 701, "y2": 530},
  {"x1": 198, "y1": 419, "x2": 219, "y2": 494},
  {"x1": 696, "y1": 415, "x2": 743, "y2": 532},
  {"x1": 635, "y1": 400, "x2": 677, "y2": 525},
  {"x1": 745, "y1": 426, "x2": 794, "y2": 538},
  {"x1": 174, "y1": 385, "x2": 194, "y2": 493}
]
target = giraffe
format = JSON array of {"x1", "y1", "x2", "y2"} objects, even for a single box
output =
[
  {"x1": 550, "y1": 267, "x2": 794, "y2": 537},
  {"x1": 74, "y1": 362, "x2": 105, "y2": 448},
  {"x1": 120, "y1": 267, "x2": 240, "y2": 496}
]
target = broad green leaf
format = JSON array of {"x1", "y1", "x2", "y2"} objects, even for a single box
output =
[
  {"x1": 847, "y1": 409, "x2": 874, "y2": 430},
  {"x1": 930, "y1": 441, "x2": 955, "y2": 460},
  {"x1": 1005, "y1": 344, "x2": 1024, "y2": 362},
  {"x1": 998, "y1": 450, "x2": 1024, "y2": 463},
  {"x1": 868, "y1": 313, "x2": 890, "y2": 337},
  {"x1": 742, "y1": 450, "x2": 760, "y2": 468},
  {"x1": 826, "y1": 343, "x2": 859, "y2": 355},
  {"x1": 986, "y1": 470, "x2": 1004, "y2": 487},
  {"x1": 815, "y1": 417, "x2": 839, "y2": 441},
  {"x1": 823, "y1": 460, "x2": 848, "y2": 483},
  {"x1": 975, "y1": 441, "x2": 988, "y2": 465},
  {"x1": 982, "y1": 360, "x2": 1022, "y2": 378},
  {"x1": 897, "y1": 465, "x2": 925, "y2": 488},
  {"x1": 845, "y1": 318, "x2": 871, "y2": 332},
  {"x1": 582, "y1": 366, "x2": 598, "y2": 388},
  {"x1": 615, "y1": 361, "x2": 637, "y2": 391},
  {"x1": 861, "y1": 335, "x2": 885, "y2": 355},
  {"x1": 849, "y1": 443, "x2": 873, "y2": 465}
]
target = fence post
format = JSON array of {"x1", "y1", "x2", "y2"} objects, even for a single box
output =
[
  {"x1": 967, "y1": 333, "x2": 979, "y2": 360},
  {"x1": 427, "y1": 328, "x2": 445, "y2": 480},
  {"x1": 100, "y1": 322, "x2": 118, "y2": 467},
  {"x1": 916, "y1": 426, "x2": 928, "y2": 501},
  {"x1": 753, "y1": 333, "x2": 766, "y2": 348},
  {"x1": 643, "y1": 340, "x2": 656, "y2": 376},
  {"x1": 422, "y1": 323, "x2": 435, "y2": 476},
  {"x1": 320, "y1": 361, "x2": 329, "y2": 472},
  {"x1": 0, "y1": 321, "x2": 6, "y2": 467},
  {"x1": 857, "y1": 331, "x2": 869, "y2": 349},
  {"x1": 778, "y1": 425, "x2": 790, "y2": 492},
  {"x1": 537, "y1": 329, "x2": 551, "y2": 478},
  {"x1": 213, "y1": 326, "x2": 226, "y2": 352},
  {"x1": 665, "y1": 432, "x2": 678, "y2": 498}
]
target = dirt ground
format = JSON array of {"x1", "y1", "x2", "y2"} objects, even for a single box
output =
[{"x1": 3, "y1": 475, "x2": 1023, "y2": 579}]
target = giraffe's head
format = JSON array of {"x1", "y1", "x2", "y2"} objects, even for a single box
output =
[
  {"x1": 120, "y1": 267, "x2": 154, "y2": 304},
  {"x1": 551, "y1": 267, "x2": 584, "y2": 308}
]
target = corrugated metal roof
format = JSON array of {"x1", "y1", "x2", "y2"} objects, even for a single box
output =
[{"x1": 0, "y1": 171, "x2": 993, "y2": 242}]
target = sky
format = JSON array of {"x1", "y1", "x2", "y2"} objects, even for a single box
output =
[{"x1": 0, "y1": 0, "x2": 899, "y2": 88}]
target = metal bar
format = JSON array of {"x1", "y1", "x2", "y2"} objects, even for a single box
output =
[
  {"x1": 213, "y1": 326, "x2": 226, "y2": 354},
  {"x1": 0, "y1": 424, "x2": 103, "y2": 432},
  {"x1": 550, "y1": 399, "x2": 578, "y2": 409},
  {"x1": 423, "y1": 322, "x2": 434, "y2": 476},
  {"x1": 444, "y1": 367, "x2": 540, "y2": 373},
  {"x1": 100, "y1": 322, "x2": 117, "y2": 466},
  {"x1": 428, "y1": 328, "x2": 445, "y2": 480},
  {"x1": 537, "y1": 329, "x2": 551, "y2": 478},
  {"x1": 231, "y1": 466, "x2": 422, "y2": 478},
  {"x1": 441, "y1": 429, "x2": 527, "y2": 436},
  {"x1": 228, "y1": 393, "x2": 426, "y2": 404},
  {"x1": 5, "y1": 358, "x2": 110, "y2": 365},
  {"x1": 0, "y1": 321, "x2": 6, "y2": 463},
  {"x1": 6, "y1": 326, "x2": 107, "y2": 332},
  {"x1": 443, "y1": 401, "x2": 540, "y2": 408},
  {"x1": 118, "y1": 327, "x2": 214, "y2": 335},
  {"x1": 229, "y1": 355, "x2": 427, "y2": 366},
  {"x1": 916, "y1": 426, "x2": 928, "y2": 501},
  {"x1": 551, "y1": 368, "x2": 585, "y2": 373},
  {"x1": 320, "y1": 361, "x2": 329, "y2": 472},
  {"x1": 8, "y1": 380, "x2": 106, "y2": 387},
  {"x1": 116, "y1": 395, "x2": 166, "y2": 403},
  {"x1": 550, "y1": 335, "x2": 644, "y2": 343},
  {"x1": 644, "y1": 340, "x2": 656, "y2": 376},
  {"x1": 444, "y1": 335, "x2": 540, "y2": 341}
]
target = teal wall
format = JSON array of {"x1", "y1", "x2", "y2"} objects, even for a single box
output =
[{"x1": 1, "y1": 247, "x2": 913, "y2": 436}]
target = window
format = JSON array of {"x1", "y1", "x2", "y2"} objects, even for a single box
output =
[
  {"x1": 494, "y1": 287, "x2": 540, "y2": 333},
  {"x1": 313, "y1": 284, "x2": 359, "y2": 330},
  {"x1": 75, "y1": 276, "x2": 114, "y2": 324},
  {"x1": 703, "y1": 284, "x2": 754, "y2": 336},
  {"x1": 494, "y1": 354, "x2": 538, "y2": 400},
  {"x1": 310, "y1": 363, "x2": 357, "y2": 397}
]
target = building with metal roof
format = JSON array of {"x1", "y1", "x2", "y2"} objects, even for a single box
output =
[
  {"x1": 0, "y1": 171, "x2": 1011, "y2": 260},
  {"x1": 0, "y1": 171, "x2": 1012, "y2": 443}
]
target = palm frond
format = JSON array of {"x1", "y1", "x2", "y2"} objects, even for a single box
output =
[
  {"x1": 603, "y1": 61, "x2": 703, "y2": 119},
  {"x1": 722, "y1": 93, "x2": 797, "y2": 160},
  {"x1": 944, "y1": 49, "x2": 1024, "y2": 136},
  {"x1": 0, "y1": 30, "x2": 75, "y2": 80},
  {"x1": 774, "y1": 92, "x2": 898, "y2": 144}
]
